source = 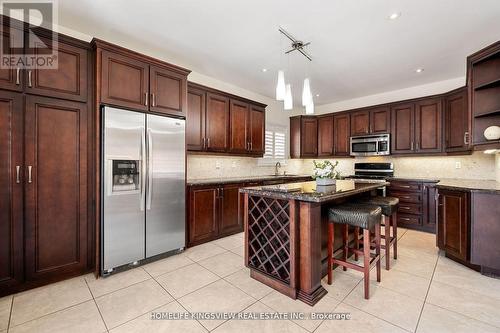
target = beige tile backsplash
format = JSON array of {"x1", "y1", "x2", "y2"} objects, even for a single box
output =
[{"x1": 187, "y1": 152, "x2": 498, "y2": 181}]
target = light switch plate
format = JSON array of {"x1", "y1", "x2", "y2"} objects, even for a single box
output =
[{"x1": 455, "y1": 161, "x2": 462, "y2": 169}]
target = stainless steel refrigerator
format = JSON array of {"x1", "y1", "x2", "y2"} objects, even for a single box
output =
[{"x1": 101, "y1": 106, "x2": 185, "y2": 275}]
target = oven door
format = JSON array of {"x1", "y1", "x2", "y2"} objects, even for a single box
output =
[{"x1": 350, "y1": 139, "x2": 378, "y2": 156}]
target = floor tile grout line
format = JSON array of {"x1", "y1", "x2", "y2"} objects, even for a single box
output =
[
  {"x1": 84, "y1": 278, "x2": 110, "y2": 332},
  {"x1": 413, "y1": 249, "x2": 440, "y2": 332},
  {"x1": 6, "y1": 296, "x2": 13, "y2": 332},
  {"x1": 173, "y1": 297, "x2": 209, "y2": 332},
  {"x1": 88, "y1": 267, "x2": 152, "y2": 299},
  {"x1": 207, "y1": 297, "x2": 260, "y2": 332}
]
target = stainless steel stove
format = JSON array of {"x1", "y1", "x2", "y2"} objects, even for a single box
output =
[{"x1": 346, "y1": 162, "x2": 394, "y2": 195}]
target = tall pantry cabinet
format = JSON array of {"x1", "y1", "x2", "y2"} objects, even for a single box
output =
[{"x1": 0, "y1": 20, "x2": 93, "y2": 295}]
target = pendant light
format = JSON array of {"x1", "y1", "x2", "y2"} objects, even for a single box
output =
[
  {"x1": 302, "y1": 78, "x2": 312, "y2": 106},
  {"x1": 305, "y1": 100, "x2": 314, "y2": 114},
  {"x1": 275, "y1": 70, "x2": 286, "y2": 101},
  {"x1": 284, "y1": 84, "x2": 293, "y2": 110}
]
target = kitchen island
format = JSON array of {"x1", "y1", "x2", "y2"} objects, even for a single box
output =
[{"x1": 240, "y1": 180, "x2": 388, "y2": 305}]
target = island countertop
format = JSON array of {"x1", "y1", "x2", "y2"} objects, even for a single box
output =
[{"x1": 239, "y1": 180, "x2": 388, "y2": 203}]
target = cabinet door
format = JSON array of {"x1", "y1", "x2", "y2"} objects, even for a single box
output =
[
  {"x1": 249, "y1": 105, "x2": 265, "y2": 155},
  {"x1": 370, "y1": 106, "x2": 390, "y2": 133},
  {"x1": 100, "y1": 49, "x2": 149, "y2": 111},
  {"x1": 0, "y1": 26, "x2": 23, "y2": 92},
  {"x1": 415, "y1": 98, "x2": 442, "y2": 153},
  {"x1": 445, "y1": 89, "x2": 470, "y2": 152},
  {"x1": 187, "y1": 86, "x2": 206, "y2": 151},
  {"x1": 301, "y1": 117, "x2": 318, "y2": 157},
  {"x1": 27, "y1": 38, "x2": 88, "y2": 102},
  {"x1": 149, "y1": 65, "x2": 186, "y2": 117},
  {"x1": 438, "y1": 189, "x2": 469, "y2": 261},
  {"x1": 24, "y1": 96, "x2": 88, "y2": 281},
  {"x1": 350, "y1": 110, "x2": 370, "y2": 136},
  {"x1": 0, "y1": 91, "x2": 23, "y2": 290},
  {"x1": 290, "y1": 117, "x2": 301, "y2": 158},
  {"x1": 229, "y1": 99, "x2": 249, "y2": 153},
  {"x1": 317, "y1": 115, "x2": 333, "y2": 156},
  {"x1": 220, "y1": 185, "x2": 243, "y2": 236},
  {"x1": 206, "y1": 93, "x2": 230, "y2": 152},
  {"x1": 188, "y1": 187, "x2": 219, "y2": 246},
  {"x1": 391, "y1": 103, "x2": 415, "y2": 154},
  {"x1": 333, "y1": 114, "x2": 350, "y2": 156}
]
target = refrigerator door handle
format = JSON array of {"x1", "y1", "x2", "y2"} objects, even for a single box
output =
[
  {"x1": 146, "y1": 129, "x2": 153, "y2": 210},
  {"x1": 140, "y1": 128, "x2": 146, "y2": 211}
]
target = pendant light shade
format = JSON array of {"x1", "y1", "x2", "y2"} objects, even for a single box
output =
[
  {"x1": 305, "y1": 100, "x2": 314, "y2": 114},
  {"x1": 284, "y1": 84, "x2": 293, "y2": 110},
  {"x1": 302, "y1": 78, "x2": 312, "y2": 107},
  {"x1": 276, "y1": 70, "x2": 286, "y2": 101}
]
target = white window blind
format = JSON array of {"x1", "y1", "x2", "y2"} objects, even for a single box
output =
[{"x1": 263, "y1": 128, "x2": 287, "y2": 160}]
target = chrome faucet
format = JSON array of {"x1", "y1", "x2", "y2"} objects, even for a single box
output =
[{"x1": 274, "y1": 161, "x2": 281, "y2": 176}]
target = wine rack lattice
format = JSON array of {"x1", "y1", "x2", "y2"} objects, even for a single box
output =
[{"x1": 247, "y1": 195, "x2": 291, "y2": 284}]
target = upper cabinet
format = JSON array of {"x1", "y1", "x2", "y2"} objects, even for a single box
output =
[
  {"x1": 290, "y1": 116, "x2": 318, "y2": 158},
  {"x1": 94, "y1": 39, "x2": 190, "y2": 118},
  {"x1": 186, "y1": 82, "x2": 266, "y2": 157},
  {"x1": 317, "y1": 115, "x2": 334, "y2": 156},
  {"x1": 333, "y1": 113, "x2": 351, "y2": 156},
  {"x1": 391, "y1": 102, "x2": 415, "y2": 154},
  {"x1": 445, "y1": 87, "x2": 470, "y2": 152},
  {"x1": 351, "y1": 106, "x2": 390, "y2": 136},
  {"x1": 0, "y1": 25, "x2": 23, "y2": 92},
  {"x1": 467, "y1": 41, "x2": 500, "y2": 150}
]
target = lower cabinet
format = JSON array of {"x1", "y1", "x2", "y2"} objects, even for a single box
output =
[
  {"x1": 188, "y1": 183, "x2": 243, "y2": 247},
  {"x1": 437, "y1": 189, "x2": 470, "y2": 261},
  {"x1": 387, "y1": 180, "x2": 438, "y2": 233}
]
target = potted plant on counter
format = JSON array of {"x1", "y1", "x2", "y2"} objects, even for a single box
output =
[{"x1": 313, "y1": 160, "x2": 340, "y2": 186}]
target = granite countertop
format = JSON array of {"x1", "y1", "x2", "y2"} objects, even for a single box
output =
[
  {"x1": 239, "y1": 180, "x2": 388, "y2": 203},
  {"x1": 435, "y1": 179, "x2": 500, "y2": 194},
  {"x1": 187, "y1": 174, "x2": 312, "y2": 186},
  {"x1": 388, "y1": 177, "x2": 440, "y2": 182}
]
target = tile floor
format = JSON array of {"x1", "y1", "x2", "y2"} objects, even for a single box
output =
[{"x1": 2, "y1": 229, "x2": 500, "y2": 333}]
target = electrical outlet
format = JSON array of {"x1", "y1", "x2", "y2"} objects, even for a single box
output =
[
  {"x1": 215, "y1": 161, "x2": 221, "y2": 169},
  {"x1": 455, "y1": 161, "x2": 462, "y2": 169}
]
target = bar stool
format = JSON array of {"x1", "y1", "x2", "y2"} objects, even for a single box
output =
[
  {"x1": 327, "y1": 203, "x2": 382, "y2": 299},
  {"x1": 357, "y1": 196, "x2": 399, "y2": 270}
]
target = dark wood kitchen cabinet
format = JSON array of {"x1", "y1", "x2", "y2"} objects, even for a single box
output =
[
  {"x1": 187, "y1": 82, "x2": 266, "y2": 156},
  {"x1": 351, "y1": 106, "x2": 390, "y2": 136},
  {"x1": 24, "y1": 96, "x2": 89, "y2": 282},
  {"x1": 317, "y1": 115, "x2": 334, "y2": 156},
  {"x1": 26, "y1": 37, "x2": 89, "y2": 102},
  {"x1": 0, "y1": 91, "x2": 23, "y2": 291},
  {"x1": 415, "y1": 98, "x2": 442, "y2": 153},
  {"x1": 444, "y1": 87, "x2": 471, "y2": 152},
  {"x1": 290, "y1": 116, "x2": 318, "y2": 158},
  {"x1": 391, "y1": 102, "x2": 415, "y2": 154},
  {"x1": 437, "y1": 189, "x2": 470, "y2": 261},
  {"x1": 95, "y1": 39, "x2": 190, "y2": 117},
  {"x1": 350, "y1": 110, "x2": 370, "y2": 136},
  {"x1": 0, "y1": 25, "x2": 23, "y2": 92},
  {"x1": 219, "y1": 184, "x2": 243, "y2": 236},
  {"x1": 206, "y1": 92, "x2": 230, "y2": 152},
  {"x1": 333, "y1": 113, "x2": 350, "y2": 156}
]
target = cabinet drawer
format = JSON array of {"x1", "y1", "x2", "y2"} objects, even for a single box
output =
[
  {"x1": 398, "y1": 203, "x2": 421, "y2": 215},
  {"x1": 397, "y1": 214, "x2": 422, "y2": 226},
  {"x1": 389, "y1": 191, "x2": 422, "y2": 203},
  {"x1": 389, "y1": 181, "x2": 422, "y2": 192}
]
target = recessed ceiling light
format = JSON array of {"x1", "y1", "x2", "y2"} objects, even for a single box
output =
[
  {"x1": 316, "y1": 94, "x2": 320, "y2": 97},
  {"x1": 415, "y1": 68, "x2": 424, "y2": 73},
  {"x1": 261, "y1": 68, "x2": 268, "y2": 72},
  {"x1": 389, "y1": 12, "x2": 401, "y2": 20}
]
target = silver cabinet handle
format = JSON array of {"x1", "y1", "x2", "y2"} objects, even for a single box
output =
[
  {"x1": 27, "y1": 166, "x2": 32, "y2": 183},
  {"x1": 144, "y1": 92, "x2": 148, "y2": 106},
  {"x1": 410, "y1": 141, "x2": 414, "y2": 150},
  {"x1": 16, "y1": 166, "x2": 20, "y2": 183},
  {"x1": 151, "y1": 93, "x2": 156, "y2": 107},
  {"x1": 207, "y1": 138, "x2": 210, "y2": 148},
  {"x1": 28, "y1": 70, "x2": 32, "y2": 87},
  {"x1": 401, "y1": 206, "x2": 411, "y2": 210},
  {"x1": 464, "y1": 132, "x2": 469, "y2": 145},
  {"x1": 15, "y1": 68, "x2": 20, "y2": 85}
]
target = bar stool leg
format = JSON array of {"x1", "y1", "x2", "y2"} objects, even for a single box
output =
[
  {"x1": 393, "y1": 212, "x2": 398, "y2": 259},
  {"x1": 327, "y1": 223, "x2": 334, "y2": 285},
  {"x1": 363, "y1": 228, "x2": 370, "y2": 299},
  {"x1": 343, "y1": 224, "x2": 348, "y2": 271},
  {"x1": 375, "y1": 223, "x2": 381, "y2": 282},
  {"x1": 385, "y1": 215, "x2": 391, "y2": 270},
  {"x1": 354, "y1": 227, "x2": 359, "y2": 261}
]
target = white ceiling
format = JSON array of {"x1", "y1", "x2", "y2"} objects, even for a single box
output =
[{"x1": 58, "y1": 0, "x2": 500, "y2": 106}]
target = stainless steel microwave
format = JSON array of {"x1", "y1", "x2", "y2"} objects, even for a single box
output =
[{"x1": 350, "y1": 134, "x2": 390, "y2": 156}]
